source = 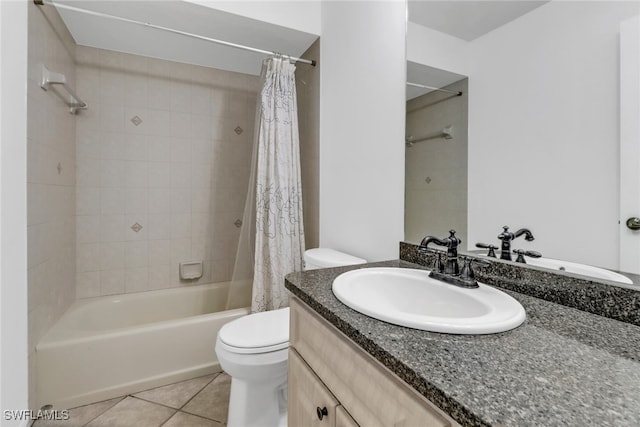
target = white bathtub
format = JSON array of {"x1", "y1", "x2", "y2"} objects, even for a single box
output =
[{"x1": 36, "y1": 282, "x2": 250, "y2": 409}]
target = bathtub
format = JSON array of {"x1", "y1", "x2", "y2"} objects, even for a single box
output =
[{"x1": 36, "y1": 282, "x2": 250, "y2": 409}]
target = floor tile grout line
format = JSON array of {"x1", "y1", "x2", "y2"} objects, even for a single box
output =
[
  {"x1": 156, "y1": 406, "x2": 180, "y2": 427},
  {"x1": 129, "y1": 395, "x2": 182, "y2": 413},
  {"x1": 179, "y1": 372, "x2": 229, "y2": 424},
  {"x1": 160, "y1": 410, "x2": 224, "y2": 427},
  {"x1": 127, "y1": 373, "x2": 223, "y2": 423},
  {"x1": 84, "y1": 395, "x2": 178, "y2": 427},
  {"x1": 180, "y1": 407, "x2": 226, "y2": 425},
  {"x1": 80, "y1": 396, "x2": 127, "y2": 427},
  {"x1": 177, "y1": 372, "x2": 222, "y2": 411},
  {"x1": 71, "y1": 372, "x2": 224, "y2": 427}
]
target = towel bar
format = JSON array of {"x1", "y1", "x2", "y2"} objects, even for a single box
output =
[{"x1": 40, "y1": 64, "x2": 87, "y2": 114}]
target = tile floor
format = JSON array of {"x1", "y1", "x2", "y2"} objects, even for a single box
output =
[{"x1": 33, "y1": 373, "x2": 231, "y2": 427}]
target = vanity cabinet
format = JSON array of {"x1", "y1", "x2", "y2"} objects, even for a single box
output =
[
  {"x1": 336, "y1": 406, "x2": 359, "y2": 427},
  {"x1": 289, "y1": 349, "x2": 340, "y2": 426},
  {"x1": 289, "y1": 297, "x2": 460, "y2": 427}
]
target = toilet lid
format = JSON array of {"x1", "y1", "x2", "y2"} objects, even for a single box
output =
[
  {"x1": 218, "y1": 307, "x2": 290, "y2": 354},
  {"x1": 304, "y1": 248, "x2": 367, "y2": 268}
]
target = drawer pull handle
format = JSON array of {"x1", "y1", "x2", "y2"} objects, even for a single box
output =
[{"x1": 316, "y1": 406, "x2": 328, "y2": 420}]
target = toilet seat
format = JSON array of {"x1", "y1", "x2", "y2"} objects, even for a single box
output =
[{"x1": 218, "y1": 308, "x2": 290, "y2": 355}]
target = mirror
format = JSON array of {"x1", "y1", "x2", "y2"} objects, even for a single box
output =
[
  {"x1": 405, "y1": 1, "x2": 640, "y2": 282},
  {"x1": 405, "y1": 63, "x2": 468, "y2": 245}
]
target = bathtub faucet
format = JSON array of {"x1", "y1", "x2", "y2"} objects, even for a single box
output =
[{"x1": 497, "y1": 226, "x2": 534, "y2": 261}]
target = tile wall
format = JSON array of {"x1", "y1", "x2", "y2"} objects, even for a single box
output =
[
  {"x1": 27, "y1": 3, "x2": 78, "y2": 409},
  {"x1": 74, "y1": 46, "x2": 258, "y2": 298}
]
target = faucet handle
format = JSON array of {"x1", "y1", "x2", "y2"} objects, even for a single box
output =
[
  {"x1": 476, "y1": 243, "x2": 498, "y2": 258},
  {"x1": 417, "y1": 246, "x2": 446, "y2": 272},
  {"x1": 513, "y1": 249, "x2": 542, "y2": 263},
  {"x1": 428, "y1": 248, "x2": 447, "y2": 273},
  {"x1": 460, "y1": 256, "x2": 474, "y2": 280},
  {"x1": 434, "y1": 250, "x2": 446, "y2": 273},
  {"x1": 459, "y1": 256, "x2": 490, "y2": 286}
]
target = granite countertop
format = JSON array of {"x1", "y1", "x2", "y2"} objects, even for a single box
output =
[{"x1": 284, "y1": 260, "x2": 640, "y2": 427}]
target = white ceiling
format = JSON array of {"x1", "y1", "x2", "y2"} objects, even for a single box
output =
[
  {"x1": 53, "y1": 0, "x2": 318, "y2": 76},
  {"x1": 408, "y1": 1, "x2": 549, "y2": 42},
  {"x1": 406, "y1": 1, "x2": 549, "y2": 99},
  {"x1": 53, "y1": 0, "x2": 549, "y2": 89}
]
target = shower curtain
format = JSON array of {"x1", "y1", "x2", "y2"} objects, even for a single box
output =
[{"x1": 227, "y1": 55, "x2": 305, "y2": 312}]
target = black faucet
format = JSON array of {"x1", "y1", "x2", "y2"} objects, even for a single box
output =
[
  {"x1": 512, "y1": 249, "x2": 542, "y2": 264},
  {"x1": 475, "y1": 242, "x2": 498, "y2": 258},
  {"x1": 497, "y1": 226, "x2": 534, "y2": 261},
  {"x1": 419, "y1": 230, "x2": 483, "y2": 288},
  {"x1": 420, "y1": 229, "x2": 461, "y2": 275}
]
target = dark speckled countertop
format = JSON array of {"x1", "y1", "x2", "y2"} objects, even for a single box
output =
[{"x1": 284, "y1": 259, "x2": 640, "y2": 427}]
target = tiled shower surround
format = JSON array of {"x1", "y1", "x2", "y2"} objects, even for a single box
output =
[
  {"x1": 75, "y1": 46, "x2": 259, "y2": 298},
  {"x1": 27, "y1": 3, "x2": 77, "y2": 409}
]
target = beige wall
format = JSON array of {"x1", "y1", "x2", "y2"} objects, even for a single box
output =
[
  {"x1": 27, "y1": 3, "x2": 77, "y2": 409},
  {"x1": 296, "y1": 39, "x2": 320, "y2": 250},
  {"x1": 405, "y1": 79, "x2": 468, "y2": 245},
  {"x1": 74, "y1": 47, "x2": 258, "y2": 298}
]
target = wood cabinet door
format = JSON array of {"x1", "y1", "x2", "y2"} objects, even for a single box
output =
[
  {"x1": 336, "y1": 406, "x2": 360, "y2": 427},
  {"x1": 289, "y1": 348, "x2": 339, "y2": 427},
  {"x1": 290, "y1": 298, "x2": 457, "y2": 427}
]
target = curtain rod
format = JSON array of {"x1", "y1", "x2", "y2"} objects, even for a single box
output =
[
  {"x1": 407, "y1": 82, "x2": 462, "y2": 96},
  {"x1": 34, "y1": 0, "x2": 317, "y2": 67}
]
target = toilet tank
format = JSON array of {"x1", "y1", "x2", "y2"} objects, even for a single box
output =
[{"x1": 303, "y1": 248, "x2": 367, "y2": 270}]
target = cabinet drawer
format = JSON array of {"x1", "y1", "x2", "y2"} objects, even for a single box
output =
[
  {"x1": 289, "y1": 348, "x2": 340, "y2": 427},
  {"x1": 290, "y1": 298, "x2": 458, "y2": 427}
]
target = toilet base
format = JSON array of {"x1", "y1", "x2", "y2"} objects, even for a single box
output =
[{"x1": 226, "y1": 375, "x2": 288, "y2": 427}]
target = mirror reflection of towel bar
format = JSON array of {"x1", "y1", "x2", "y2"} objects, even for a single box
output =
[
  {"x1": 40, "y1": 64, "x2": 88, "y2": 115},
  {"x1": 406, "y1": 125, "x2": 453, "y2": 147}
]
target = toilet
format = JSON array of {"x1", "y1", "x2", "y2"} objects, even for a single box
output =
[{"x1": 215, "y1": 248, "x2": 366, "y2": 427}]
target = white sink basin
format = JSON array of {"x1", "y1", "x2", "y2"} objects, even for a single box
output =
[
  {"x1": 523, "y1": 257, "x2": 633, "y2": 285},
  {"x1": 332, "y1": 268, "x2": 525, "y2": 334}
]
